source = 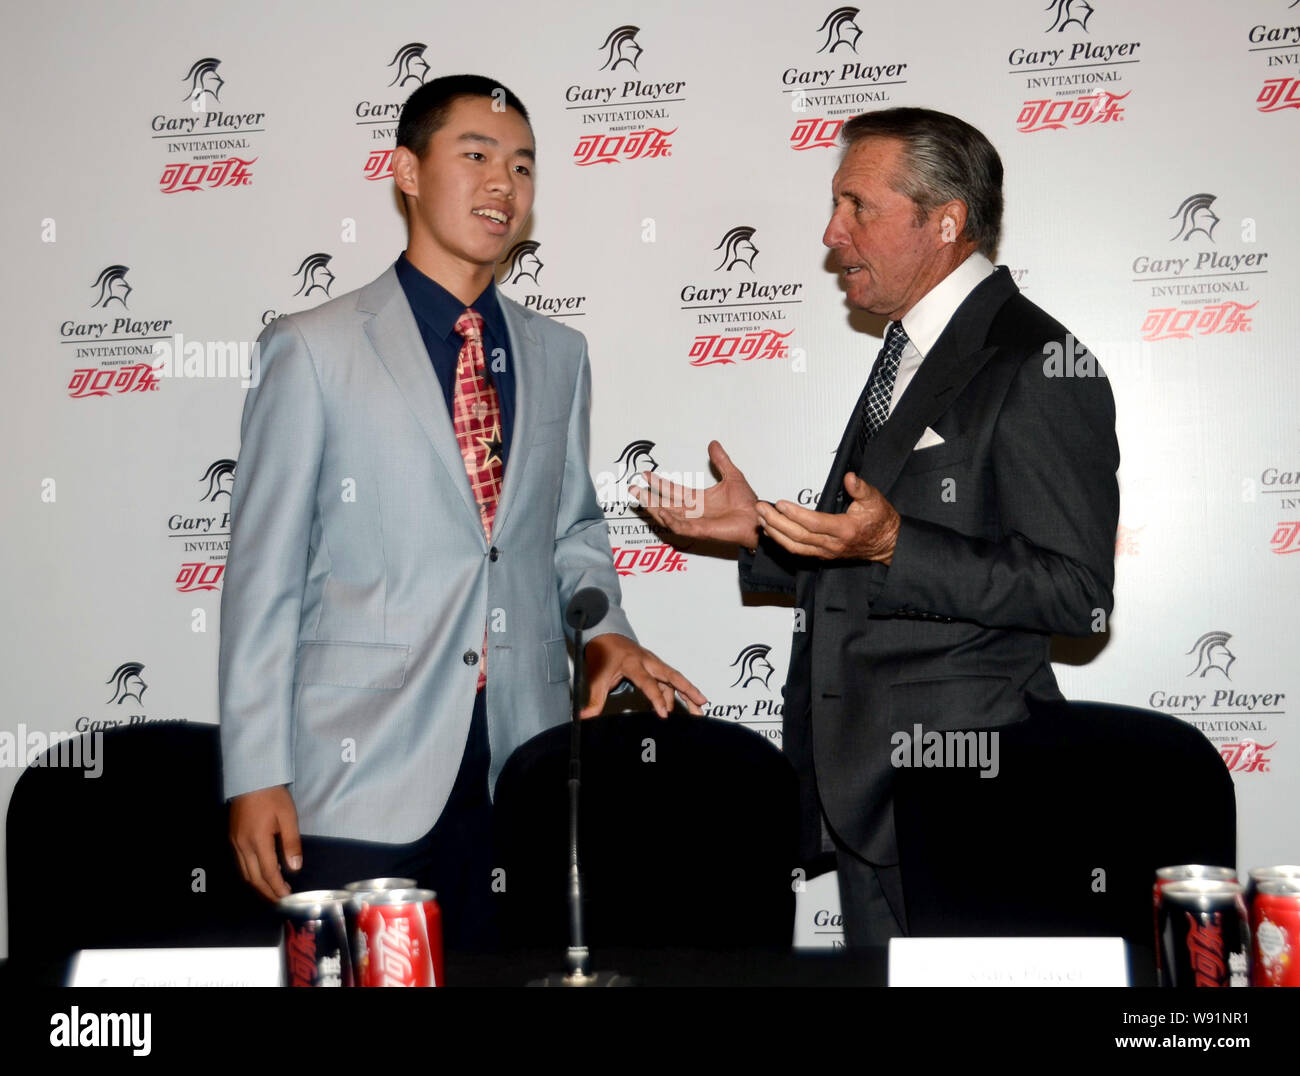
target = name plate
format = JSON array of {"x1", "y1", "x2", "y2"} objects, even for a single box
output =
[
  {"x1": 888, "y1": 937, "x2": 1127, "y2": 987},
  {"x1": 69, "y1": 947, "x2": 281, "y2": 987}
]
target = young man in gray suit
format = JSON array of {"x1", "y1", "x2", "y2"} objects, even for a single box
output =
[
  {"x1": 220, "y1": 75, "x2": 703, "y2": 948},
  {"x1": 638, "y1": 108, "x2": 1119, "y2": 946}
]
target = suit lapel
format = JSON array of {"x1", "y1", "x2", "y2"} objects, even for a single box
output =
[
  {"x1": 358, "y1": 267, "x2": 483, "y2": 531},
  {"x1": 860, "y1": 267, "x2": 1018, "y2": 495},
  {"x1": 818, "y1": 378, "x2": 875, "y2": 511},
  {"x1": 491, "y1": 297, "x2": 543, "y2": 540}
]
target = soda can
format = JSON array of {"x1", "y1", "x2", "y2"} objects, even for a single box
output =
[
  {"x1": 1152, "y1": 865, "x2": 1236, "y2": 985},
  {"x1": 352, "y1": 887, "x2": 444, "y2": 987},
  {"x1": 343, "y1": 877, "x2": 417, "y2": 894},
  {"x1": 277, "y1": 890, "x2": 355, "y2": 988},
  {"x1": 1252, "y1": 878, "x2": 1300, "y2": 987},
  {"x1": 1246, "y1": 865, "x2": 1300, "y2": 903},
  {"x1": 341, "y1": 878, "x2": 417, "y2": 985},
  {"x1": 1158, "y1": 879, "x2": 1250, "y2": 988}
]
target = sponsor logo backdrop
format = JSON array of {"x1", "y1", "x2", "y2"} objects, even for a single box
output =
[{"x1": 1, "y1": 0, "x2": 1296, "y2": 956}]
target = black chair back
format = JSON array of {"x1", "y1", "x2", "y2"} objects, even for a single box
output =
[
  {"x1": 494, "y1": 713, "x2": 800, "y2": 950},
  {"x1": 894, "y1": 698, "x2": 1236, "y2": 947},
  {"x1": 6, "y1": 722, "x2": 279, "y2": 960}
]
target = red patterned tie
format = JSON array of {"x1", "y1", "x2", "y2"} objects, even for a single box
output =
[
  {"x1": 453, "y1": 309, "x2": 503, "y2": 691},
  {"x1": 452, "y1": 309, "x2": 504, "y2": 538}
]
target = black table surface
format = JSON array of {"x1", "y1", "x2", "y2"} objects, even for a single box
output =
[{"x1": 1, "y1": 942, "x2": 1157, "y2": 988}]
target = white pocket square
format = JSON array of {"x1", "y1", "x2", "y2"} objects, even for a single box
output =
[{"x1": 913, "y1": 426, "x2": 945, "y2": 451}]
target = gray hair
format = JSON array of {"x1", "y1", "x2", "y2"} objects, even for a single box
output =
[{"x1": 840, "y1": 107, "x2": 1003, "y2": 257}]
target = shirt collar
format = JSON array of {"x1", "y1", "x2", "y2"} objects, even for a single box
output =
[
  {"x1": 897, "y1": 252, "x2": 996, "y2": 359},
  {"x1": 394, "y1": 252, "x2": 507, "y2": 343}
]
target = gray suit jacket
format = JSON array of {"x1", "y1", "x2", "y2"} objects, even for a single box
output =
[
  {"x1": 742, "y1": 268, "x2": 1120, "y2": 867},
  {"x1": 219, "y1": 266, "x2": 633, "y2": 842}
]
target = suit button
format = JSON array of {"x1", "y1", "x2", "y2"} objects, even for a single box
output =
[
  {"x1": 489, "y1": 547, "x2": 500, "y2": 562},
  {"x1": 463, "y1": 650, "x2": 479, "y2": 666}
]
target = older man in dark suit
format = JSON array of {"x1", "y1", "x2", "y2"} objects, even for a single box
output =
[{"x1": 638, "y1": 108, "x2": 1119, "y2": 944}]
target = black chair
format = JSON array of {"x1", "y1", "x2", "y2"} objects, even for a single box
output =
[
  {"x1": 893, "y1": 698, "x2": 1236, "y2": 950},
  {"x1": 493, "y1": 712, "x2": 800, "y2": 950},
  {"x1": 6, "y1": 723, "x2": 279, "y2": 962}
]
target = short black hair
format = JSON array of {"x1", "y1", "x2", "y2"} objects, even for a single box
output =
[
  {"x1": 840, "y1": 107, "x2": 1003, "y2": 258},
  {"x1": 396, "y1": 74, "x2": 531, "y2": 157}
]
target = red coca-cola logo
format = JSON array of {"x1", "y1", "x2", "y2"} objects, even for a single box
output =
[
  {"x1": 375, "y1": 916, "x2": 415, "y2": 987},
  {"x1": 1185, "y1": 911, "x2": 1226, "y2": 987},
  {"x1": 286, "y1": 921, "x2": 318, "y2": 987}
]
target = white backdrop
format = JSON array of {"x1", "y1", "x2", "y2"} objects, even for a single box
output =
[{"x1": 2, "y1": 0, "x2": 1297, "y2": 958}]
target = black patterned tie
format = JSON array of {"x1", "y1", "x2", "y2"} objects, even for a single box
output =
[{"x1": 856, "y1": 321, "x2": 909, "y2": 454}]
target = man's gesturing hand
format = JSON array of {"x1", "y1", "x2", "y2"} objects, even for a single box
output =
[
  {"x1": 229, "y1": 785, "x2": 302, "y2": 901},
  {"x1": 757, "y1": 472, "x2": 901, "y2": 564},
  {"x1": 631, "y1": 440, "x2": 761, "y2": 549},
  {"x1": 583, "y1": 633, "x2": 707, "y2": 718}
]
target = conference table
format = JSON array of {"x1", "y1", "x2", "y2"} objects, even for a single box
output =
[{"x1": 0, "y1": 941, "x2": 1160, "y2": 987}]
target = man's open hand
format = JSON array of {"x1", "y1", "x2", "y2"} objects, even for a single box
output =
[
  {"x1": 631, "y1": 440, "x2": 761, "y2": 549},
  {"x1": 757, "y1": 472, "x2": 900, "y2": 563},
  {"x1": 229, "y1": 784, "x2": 302, "y2": 901},
  {"x1": 583, "y1": 633, "x2": 707, "y2": 718}
]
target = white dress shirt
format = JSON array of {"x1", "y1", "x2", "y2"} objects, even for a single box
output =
[{"x1": 886, "y1": 252, "x2": 996, "y2": 416}]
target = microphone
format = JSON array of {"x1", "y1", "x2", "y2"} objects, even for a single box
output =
[{"x1": 565, "y1": 587, "x2": 608, "y2": 631}]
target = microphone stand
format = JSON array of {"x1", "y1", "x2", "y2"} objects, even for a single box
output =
[
  {"x1": 529, "y1": 591, "x2": 633, "y2": 987},
  {"x1": 561, "y1": 619, "x2": 593, "y2": 984}
]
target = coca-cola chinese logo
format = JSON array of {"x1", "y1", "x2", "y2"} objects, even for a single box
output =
[
  {"x1": 1016, "y1": 90, "x2": 1127, "y2": 132},
  {"x1": 159, "y1": 157, "x2": 256, "y2": 194},
  {"x1": 789, "y1": 117, "x2": 843, "y2": 151},
  {"x1": 573, "y1": 128, "x2": 675, "y2": 166},
  {"x1": 1270, "y1": 521, "x2": 1300, "y2": 555},
  {"x1": 376, "y1": 916, "x2": 415, "y2": 987},
  {"x1": 1258, "y1": 77, "x2": 1300, "y2": 113},
  {"x1": 1219, "y1": 740, "x2": 1274, "y2": 773},
  {"x1": 176, "y1": 562, "x2": 224, "y2": 592},
  {"x1": 1185, "y1": 910, "x2": 1226, "y2": 987},
  {"x1": 689, "y1": 329, "x2": 794, "y2": 366},
  {"x1": 1140, "y1": 301, "x2": 1256, "y2": 342},
  {"x1": 612, "y1": 544, "x2": 687, "y2": 577},
  {"x1": 285, "y1": 921, "x2": 318, "y2": 988}
]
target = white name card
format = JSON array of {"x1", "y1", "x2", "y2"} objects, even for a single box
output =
[
  {"x1": 888, "y1": 936, "x2": 1128, "y2": 987},
  {"x1": 69, "y1": 947, "x2": 281, "y2": 987}
]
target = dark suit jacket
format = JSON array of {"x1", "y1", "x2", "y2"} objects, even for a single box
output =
[{"x1": 741, "y1": 267, "x2": 1120, "y2": 867}]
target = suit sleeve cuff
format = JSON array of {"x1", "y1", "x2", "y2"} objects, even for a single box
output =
[{"x1": 738, "y1": 536, "x2": 798, "y2": 595}]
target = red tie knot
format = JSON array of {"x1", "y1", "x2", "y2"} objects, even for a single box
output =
[{"x1": 455, "y1": 308, "x2": 485, "y2": 343}]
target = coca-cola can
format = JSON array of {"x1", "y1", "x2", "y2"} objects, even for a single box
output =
[
  {"x1": 1252, "y1": 878, "x2": 1300, "y2": 987},
  {"x1": 1246, "y1": 864, "x2": 1300, "y2": 903},
  {"x1": 341, "y1": 878, "x2": 417, "y2": 985},
  {"x1": 343, "y1": 877, "x2": 418, "y2": 893},
  {"x1": 351, "y1": 887, "x2": 444, "y2": 987},
  {"x1": 277, "y1": 890, "x2": 355, "y2": 988},
  {"x1": 1152, "y1": 865, "x2": 1236, "y2": 985},
  {"x1": 1158, "y1": 879, "x2": 1250, "y2": 988}
]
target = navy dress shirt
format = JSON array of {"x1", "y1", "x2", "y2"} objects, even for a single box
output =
[{"x1": 394, "y1": 253, "x2": 517, "y2": 468}]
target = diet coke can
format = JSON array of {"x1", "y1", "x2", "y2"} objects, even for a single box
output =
[
  {"x1": 277, "y1": 890, "x2": 355, "y2": 988},
  {"x1": 1152, "y1": 865, "x2": 1236, "y2": 985},
  {"x1": 1252, "y1": 878, "x2": 1300, "y2": 987},
  {"x1": 1158, "y1": 879, "x2": 1250, "y2": 988},
  {"x1": 351, "y1": 887, "x2": 444, "y2": 987}
]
